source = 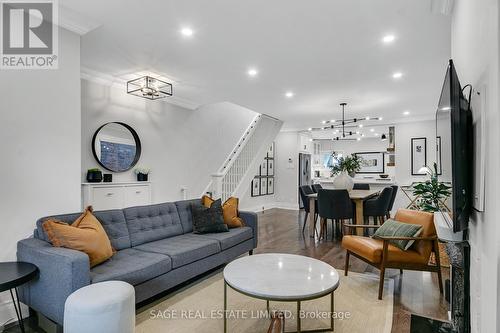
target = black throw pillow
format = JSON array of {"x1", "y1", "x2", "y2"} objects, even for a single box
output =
[{"x1": 191, "y1": 199, "x2": 229, "y2": 234}]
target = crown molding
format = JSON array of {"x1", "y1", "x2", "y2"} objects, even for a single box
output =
[
  {"x1": 59, "y1": 6, "x2": 102, "y2": 35},
  {"x1": 80, "y1": 66, "x2": 201, "y2": 110}
]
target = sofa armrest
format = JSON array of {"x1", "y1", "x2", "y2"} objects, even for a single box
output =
[
  {"x1": 17, "y1": 238, "x2": 90, "y2": 325},
  {"x1": 239, "y1": 211, "x2": 258, "y2": 248}
]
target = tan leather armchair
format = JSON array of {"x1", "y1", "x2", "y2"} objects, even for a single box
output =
[{"x1": 341, "y1": 209, "x2": 443, "y2": 299}]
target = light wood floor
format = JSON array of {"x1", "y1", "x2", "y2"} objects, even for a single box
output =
[{"x1": 254, "y1": 208, "x2": 449, "y2": 333}]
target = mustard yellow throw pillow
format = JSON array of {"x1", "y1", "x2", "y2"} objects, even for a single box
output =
[
  {"x1": 42, "y1": 206, "x2": 114, "y2": 267},
  {"x1": 202, "y1": 195, "x2": 245, "y2": 228}
]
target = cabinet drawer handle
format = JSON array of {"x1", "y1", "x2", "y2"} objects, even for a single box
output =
[
  {"x1": 136, "y1": 191, "x2": 141, "y2": 194},
  {"x1": 106, "y1": 193, "x2": 114, "y2": 196}
]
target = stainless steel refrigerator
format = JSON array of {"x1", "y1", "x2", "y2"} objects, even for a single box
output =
[{"x1": 298, "y1": 153, "x2": 312, "y2": 208}]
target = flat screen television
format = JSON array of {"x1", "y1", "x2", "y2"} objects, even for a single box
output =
[{"x1": 435, "y1": 59, "x2": 473, "y2": 232}]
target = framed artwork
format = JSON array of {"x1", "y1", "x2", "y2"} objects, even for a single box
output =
[
  {"x1": 436, "y1": 136, "x2": 442, "y2": 175},
  {"x1": 251, "y1": 178, "x2": 260, "y2": 197},
  {"x1": 354, "y1": 152, "x2": 385, "y2": 174},
  {"x1": 267, "y1": 177, "x2": 274, "y2": 195},
  {"x1": 260, "y1": 160, "x2": 268, "y2": 176},
  {"x1": 260, "y1": 177, "x2": 268, "y2": 195},
  {"x1": 267, "y1": 142, "x2": 274, "y2": 159},
  {"x1": 267, "y1": 159, "x2": 274, "y2": 176},
  {"x1": 411, "y1": 137, "x2": 427, "y2": 175}
]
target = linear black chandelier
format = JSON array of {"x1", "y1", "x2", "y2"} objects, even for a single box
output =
[{"x1": 309, "y1": 103, "x2": 382, "y2": 140}]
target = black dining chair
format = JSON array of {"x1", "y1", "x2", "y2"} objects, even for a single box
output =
[
  {"x1": 363, "y1": 186, "x2": 394, "y2": 227},
  {"x1": 312, "y1": 183, "x2": 323, "y2": 193},
  {"x1": 317, "y1": 189, "x2": 354, "y2": 240},
  {"x1": 353, "y1": 183, "x2": 370, "y2": 190},
  {"x1": 386, "y1": 185, "x2": 399, "y2": 219},
  {"x1": 299, "y1": 185, "x2": 318, "y2": 234}
]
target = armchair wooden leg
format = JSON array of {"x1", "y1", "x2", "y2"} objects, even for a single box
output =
[
  {"x1": 379, "y1": 241, "x2": 389, "y2": 300},
  {"x1": 378, "y1": 267, "x2": 385, "y2": 300},
  {"x1": 344, "y1": 251, "x2": 350, "y2": 276}
]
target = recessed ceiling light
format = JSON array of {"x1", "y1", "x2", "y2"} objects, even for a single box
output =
[
  {"x1": 308, "y1": 128, "x2": 312, "y2": 131},
  {"x1": 365, "y1": 116, "x2": 370, "y2": 120},
  {"x1": 285, "y1": 91, "x2": 294, "y2": 98},
  {"x1": 321, "y1": 120, "x2": 327, "y2": 124},
  {"x1": 370, "y1": 128, "x2": 375, "y2": 132},
  {"x1": 382, "y1": 34, "x2": 395, "y2": 43},
  {"x1": 403, "y1": 111, "x2": 410, "y2": 115},
  {"x1": 357, "y1": 138, "x2": 361, "y2": 141},
  {"x1": 358, "y1": 124, "x2": 363, "y2": 128},
  {"x1": 378, "y1": 117, "x2": 383, "y2": 121},
  {"x1": 392, "y1": 72, "x2": 403, "y2": 79},
  {"x1": 247, "y1": 68, "x2": 258, "y2": 77},
  {"x1": 180, "y1": 27, "x2": 194, "y2": 37},
  {"x1": 374, "y1": 133, "x2": 379, "y2": 136}
]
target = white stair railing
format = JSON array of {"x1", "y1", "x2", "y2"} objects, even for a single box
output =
[{"x1": 204, "y1": 114, "x2": 282, "y2": 201}]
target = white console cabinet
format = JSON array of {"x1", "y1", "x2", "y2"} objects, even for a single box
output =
[{"x1": 82, "y1": 182, "x2": 152, "y2": 210}]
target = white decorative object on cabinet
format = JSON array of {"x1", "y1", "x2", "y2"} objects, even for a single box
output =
[{"x1": 82, "y1": 182, "x2": 152, "y2": 210}]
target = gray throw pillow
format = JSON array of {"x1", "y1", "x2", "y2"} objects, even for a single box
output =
[
  {"x1": 191, "y1": 199, "x2": 229, "y2": 234},
  {"x1": 373, "y1": 219, "x2": 422, "y2": 250}
]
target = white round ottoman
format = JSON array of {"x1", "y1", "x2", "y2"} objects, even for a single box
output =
[{"x1": 64, "y1": 281, "x2": 135, "y2": 333}]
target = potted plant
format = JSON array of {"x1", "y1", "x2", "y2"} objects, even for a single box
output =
[
  {"x1": 329, "y1": 153, "x2": 361, "y2": 190},
  {"x1": 86, "y1": 168, "x2": 103, "y2": 183},
  {"x1": 134, "y1": 167, "x2": 150, "y2": 182},
  {"x1": 412, "y1": 163, "x2": 451, "y2": 212}
]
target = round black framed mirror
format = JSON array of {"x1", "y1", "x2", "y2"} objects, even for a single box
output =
[{"x1": 92, "y1": 122, "x2": 142, "y2": 172}]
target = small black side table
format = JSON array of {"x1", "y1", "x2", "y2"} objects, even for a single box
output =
[{"x1": 0, "y1": 262, "x2": 38, "y2": 333}]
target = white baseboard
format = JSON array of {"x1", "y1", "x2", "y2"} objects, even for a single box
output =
[{"x1": 241, "y1": 201, "x2": 299, "y2": 213}]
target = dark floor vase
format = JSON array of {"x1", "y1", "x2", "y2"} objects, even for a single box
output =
[
  {"x1": 137, "y1": 173, "x2": 148, "y2": 181},
  {"x1": 86, "y1": 170, "x2": 102, "y2": 183}
]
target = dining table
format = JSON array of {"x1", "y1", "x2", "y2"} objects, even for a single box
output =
[{"x1": 306, "y1": 189, "x2": 380, "y2": 237}]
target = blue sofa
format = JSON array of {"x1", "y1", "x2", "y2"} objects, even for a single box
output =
[{"x1": 16, "y1": 199, "x2": 258, "y2": 326}]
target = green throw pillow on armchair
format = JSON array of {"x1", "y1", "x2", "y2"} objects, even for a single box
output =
[
  {"x1": 190, "y1": 199, "x2": 229, "y2": 234},
  {"x1": 373, "y1": 219, "x2": 422, "y2": 250}
]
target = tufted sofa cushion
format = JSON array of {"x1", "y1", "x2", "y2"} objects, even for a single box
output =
[
  {"x1": 134, "y1": 233, "x2": 221, "y2": 268},
  {"x1": 90, "y1": 248, "x2": 172, "y2": 285},
  {"x1": 35, "y1": 210, "x2": 131, "y2": 250},
  {"x1": 174, "y1": 199, "x2": 200, "y2": 233},
  {"x1": 123, "y1": 203, "x2": 183, "y2": 247}
]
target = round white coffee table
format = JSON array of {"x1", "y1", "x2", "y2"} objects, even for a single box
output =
[{"x1": 223, "y1": 253, "x2": 340, "y2": 333}]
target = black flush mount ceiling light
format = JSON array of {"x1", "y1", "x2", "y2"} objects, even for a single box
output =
[
  {"x1": 381, "y1": 133, "x2": 387, "y2": 141},
  {"x1": 127, "y1": 76, "x2": 173, "y2": 100},
  {"x1": 309, "y1": 103, "x2": 382, "y2": 141}
]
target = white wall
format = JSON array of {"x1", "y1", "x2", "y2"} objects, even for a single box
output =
[
  {"x1": 240, "y1": 131, "x2": 299, "y2": 211},
  {"x1": 273, "y1": 131, "x2": 301, "y2": 209},
  {"x1": 82, "y1": 79, "x2": 258, "y2": 203},
  {"x1": 395, "y1": 119, "x2": 437, "y2": 185},
  {"x1": 0, "y1": 28, "x2": 81, "y2": 322},
  {"x1": 451, "y1": 1, "x2": 500, "y2": 332}
]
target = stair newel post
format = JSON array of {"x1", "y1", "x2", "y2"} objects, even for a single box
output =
[{"x1": 211, "y1": 173, "x2": 224, "y2": 200}]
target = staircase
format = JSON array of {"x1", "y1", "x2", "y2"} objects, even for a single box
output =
[{"x1": 204, "y1": 114, "x2": 283, "y2": 201}]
